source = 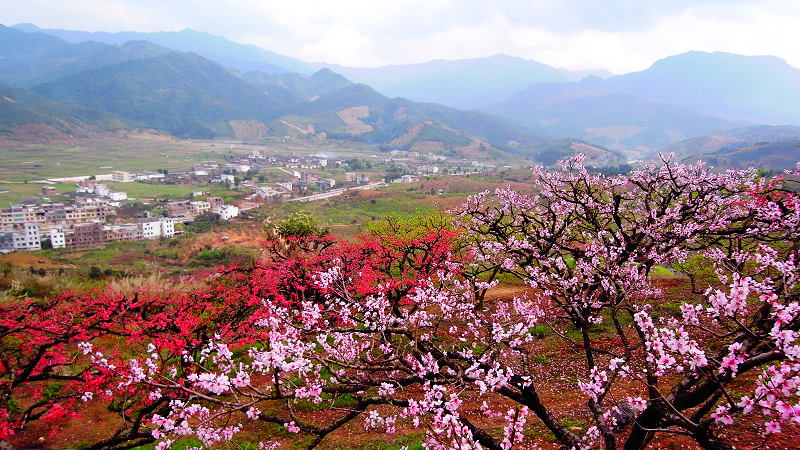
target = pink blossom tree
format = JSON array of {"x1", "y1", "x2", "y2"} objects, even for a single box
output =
[{"x1": 20, "y1": 157, "x2": 800, "y2": 449}]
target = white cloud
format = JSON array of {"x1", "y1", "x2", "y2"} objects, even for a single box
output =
[{"x1": 3, "y1": 0, "x2": 799, "y2": 72}]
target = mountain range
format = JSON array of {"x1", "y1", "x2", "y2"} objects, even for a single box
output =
[{"x1": 2, "y1": 22, "x2": 800, "y2": 168}]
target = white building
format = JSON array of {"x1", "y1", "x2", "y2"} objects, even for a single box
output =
[
  {"x1": 276, "y1": 182, "x2": 293, "y2": 191},
  {"x1": 138, "y1": 218, "x2": 175, "y2": 239},
  {"x1": 108, "y1": 191, "x2": 128, "y2": 201},
  {"x1": 255, "y1": 186, "x2": 283, "y2": 199},
  {"x1": 225, "y1": 163, "x2": 251, "y2": 173},
  {"x1": 135, "y1": 172, "x2": 165, "y2": 181},
  {"x1": 392, "y1": 175, "x2": 418, "y2": 183},
  {"x1": 48, "y1": 228, "x2": 65, "y2": 249},
  {"x1": 217, "y1": 205, "x2": 239, "y2": 220},
  {"x1": 221, "y1": 174, "x2": 235, "y2": 183},
  {"x1": 93, "y1": 184, "x2": 110, "y2": 197},
  {"x1": 13, "y1": 223, "x2": 41, "y2": 251}
]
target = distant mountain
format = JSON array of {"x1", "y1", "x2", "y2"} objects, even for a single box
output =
[
  {"x1": 680, "y1": 140, "x2": 800, "y2": 171},
  {"x1": 0, "y1": 24, "x2": 170, "y2": 87},
  {"x1": 660, "y1": 125, "x2": 800, "y2": 159},
  {"x1": 484, "y1": 78, "x2": 742, "y2": 155},
  {"x1": 0, "y1": 84, "x2": 130, "y2": 138},
  {"x1": 25, "y1": 51, "x2": 552, "y2": 158},
  {"x1": 266, "y1": 79, "x2": 548, "y2": 157},
  {"x1": 13, "y1": 23, "x2": 311, "y2": 75},
  {"x1": 483, "y1": 51, "x2": 800, "y2": 155},
  {"x1": 604, "y1": 51, "x2": 800, "y2": 124},
  {"x1": 318, "y1": 54, "x2": 572, "y2": 110},
  {"x1": 32, "y1": 52, "x2": 285, "y2": 138}
]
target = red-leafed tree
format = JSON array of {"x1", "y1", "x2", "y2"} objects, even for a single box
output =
[{"x1": 4, "y1": 157, "x2": 800, "y2": 450}]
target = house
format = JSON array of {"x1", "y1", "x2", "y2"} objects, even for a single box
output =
[
  {"x1": 316, "y1": 179, "x2": 336, "y2": 190},
  {"x1": 93, "y1": 184, "x2": 110, "y2": 197},
  {"x1": 188, "y1": 201, "x2": 211, "y2": 216},
  {"x1": 138, "y1": 217, "x2": 175, "y2": 239},
  {"x1": 255, "y1": 186, "x2": 283, "y2": 199},
  {"x1": 112, "y1": 171, "x2": 133, "y2": 182},
  {"x1": 300, "y1": 171, "x2": 319, "y2": 183},
  {"x1": 207, "y1": 197, "x2": 224, "y2": 210},
  {"x1": 104, "y1": 224, "x2": 141, "y2": 243},
  {"x1": 165, "y1": 200, "x2": 191, "y2": 218},
  {"x1": 392, "y1": 175, "x2": 418, "y2": 183},
  {"x1": 66, "y1": 222, "x2": 106, "y2": 248},
  {"x1": 225, "y1": 163, "x2": 251, "y2": 173},
  {"x1": 108, "y1": 191, "x2": 128, "y2": 202},
  {"x1": 217, "y1": 205, "x2": 239, "y2": 220},
  {"x1": 41, "y1": 186, "x2": 57, "y2": 196},
  {"x1": 48, "y1": 228, "x2": 66, "y2": 249},
  {"x1": 12, "y1": 223, "x2": 41, "y2": 251}
]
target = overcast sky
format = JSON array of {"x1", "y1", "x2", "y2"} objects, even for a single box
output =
[{"x1": 4, "y1": 0, "x2": 800, "y2": 73}]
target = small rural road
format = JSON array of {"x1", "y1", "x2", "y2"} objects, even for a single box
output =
[{"x1": 285, "y1": 182, "x2": 386, "y2": 202}]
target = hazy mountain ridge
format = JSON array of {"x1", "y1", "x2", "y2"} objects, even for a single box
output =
[
  {"x1": 12, "y1": 23, "x2": 311, "y2": 75},
  {"x1": 318, "y1": 54, "x2": 574, "y2": 110},
  {"x1": 661, "y1": 125, "x2": 800, "y2": 159},
  {"x1": 5, "y1": 23, "x2": 800, "y2": 168},
  {"x1": 0, "y1": 24, "x2": 171, "y2": 87},
  {"x1": 603, "y1": 51, "x2": 800, "y2": 124},
  {"x1": 484, "y1": 80, "x2": 743, "y2": 155},
  {"x1": 19, "y1": 47, "x2": 550, "y2": 158},
  {"x1": 680, "y1": 139, "x2": 800, "y2": 171},
  {"x1": 31, "y1": 52, "x2": 286, "y2": 139}
]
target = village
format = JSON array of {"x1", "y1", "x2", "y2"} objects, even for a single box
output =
[{"x1": 0, "y1": 146, "x2": 497, "y2": 253}]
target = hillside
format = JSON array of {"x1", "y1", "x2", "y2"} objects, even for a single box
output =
[
  {"x1": 0, "y1": 84, "x2": 131, "y2": 139},
  {"x1": 319, "y1": 54, "x2": 572, "y2": 110},
  {"x1": 267, "y1": 80, "x2": 549, "y2": 156},
  {"x1": 484, "y1": 79, "x2": 741, "y2": 155},
  {"x1": 681, "y1": 139, "x2": 800, "y2": 170},
  {"x1": 13, "y1": 23, "x2": 311, "y2": 75},
  {"x1": 660, "y1": 125, "x2": 800, "y2": 160},
  {"x1": 0, "y1": 24, "x2": 170, "y2": 87},
  {"x1": 242, "y1": 68, "x2": 355, "y2": 104},
  {"x1": 32, "y1": 52, "x2": 286, "y2": 138},
  {"x1": 605, "y1": 51, "x2": 800, "y2": 124},
  {"x1": 25, "y1": 52, "x2": 553, "y2": 159}
]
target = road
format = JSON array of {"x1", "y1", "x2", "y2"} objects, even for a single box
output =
[{"x1": 285, "y1": 182, "x2": 386, "y2": 202}]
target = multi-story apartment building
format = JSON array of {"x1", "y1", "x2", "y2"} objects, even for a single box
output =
[
  {"x1": 12, "y1": 223, "x2": 41, "y2": 251},
  {"x1": 48, "y1": 228, "x2": 66, "y2": 249},
  {"x1": 112, "y1": 170, "x2": 133, "y2": 182},
  {"x1": 138, "y1": 217, "x2": 175, "y2": 239},
  {"x1": 188, "y1": 201, "x2": 211, "y2": 216},
  {"x1": 65, "y1": 199, "x2": 108, "y2": 224},
  {"x1": 104, "y1": 224, "x2": 142, "y2": 243},
  {"x1": 66, "y1": 222, "x2": 106, "y2": 248},
  {"x1": 165, "y1": 200, "x2": 191, "y2": 218}
]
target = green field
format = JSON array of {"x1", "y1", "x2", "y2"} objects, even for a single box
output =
[
  {"x1": 0, "y1": 182, "x2": 76, "y2": 204},
  {"x1": 0, "y1": 134, "x2": 380, "y2": 184},
  {"x1": 104, "y1": 181, "x2": 200, "y2": 200}
]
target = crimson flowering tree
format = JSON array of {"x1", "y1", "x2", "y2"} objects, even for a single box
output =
[{"x1": 4, "y1": 157, "x2": 800, "y2": 450}]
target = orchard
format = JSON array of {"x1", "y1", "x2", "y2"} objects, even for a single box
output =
[{"x1": 1, "y1": 156, "x2": 798, "y2": 449}]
